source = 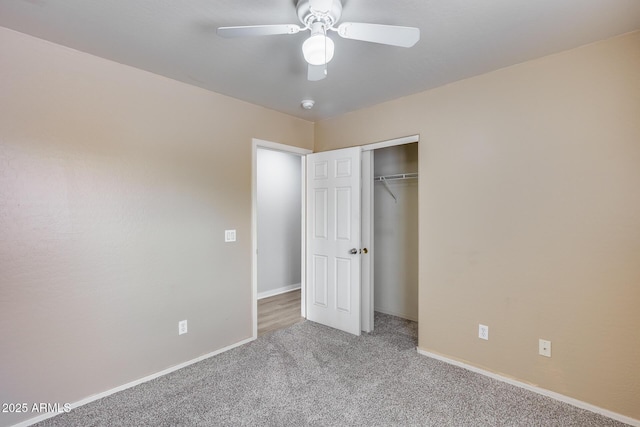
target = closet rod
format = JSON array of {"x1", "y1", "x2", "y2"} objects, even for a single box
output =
[
  {"x1": 373, "y1": 172, "x2": 418, "y2": 182},
  {"x1": 374, "y1": 173, "x2": 417, "y2": 203}
]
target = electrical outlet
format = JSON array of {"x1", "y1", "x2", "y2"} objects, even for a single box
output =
[
  {"x1": 539, "y1": 339, "x2": 551, "y2": 357},
  {"x1": 225, "y1": 229, "x2": 236, "y2": 242},
  {"x1": 478, "y1": 324, "x2": 489, "y2": 340},
  {"x1": 178, "y1": 320, "x2": 188, "y2": 335}
]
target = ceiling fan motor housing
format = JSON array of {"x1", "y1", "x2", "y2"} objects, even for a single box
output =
[{"x1": 297, "y1": 0, "x2": 343, "y2": 29}]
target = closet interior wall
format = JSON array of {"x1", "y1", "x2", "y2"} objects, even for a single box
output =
[{"x1": 373, "y1": 143, "x2": 419, "y2": 321}]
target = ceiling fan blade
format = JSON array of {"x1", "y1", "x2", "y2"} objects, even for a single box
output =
[
  {"x1": 217, "y1": 24, "x2": 301, "y2": 38},
  {"x1": 308, "y1": 64, "x2": 327, "y2": 81},
  {"x1": 337, "y1": 22, "x2": 420, "y2": 47},
  {"x1": 309, "y1": 0, "x2": 333, "y2": 13}
]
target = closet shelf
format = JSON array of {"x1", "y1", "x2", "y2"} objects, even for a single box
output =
[
  {"x1": 374, "y1": 173, "x2": 418, "y2": 203},
  {"x1": 373, "y1": 173, "x2": 418, "y2": 182}
]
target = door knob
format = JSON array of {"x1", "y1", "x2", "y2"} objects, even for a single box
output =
[
  {"x1": 361, "y1": 248, "x2": 368, "y2": 254},
  {"x1": 349, "y1": 248, "x2": 358, "y2": 254}
]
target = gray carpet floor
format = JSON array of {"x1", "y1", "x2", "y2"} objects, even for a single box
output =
[{"x1": 36, "y1": 313, "x2": 627, "y2": 426}]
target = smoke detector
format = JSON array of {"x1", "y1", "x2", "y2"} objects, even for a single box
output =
[{"x1": 301, "y1": 99, "x2": 315, "y2": 110}]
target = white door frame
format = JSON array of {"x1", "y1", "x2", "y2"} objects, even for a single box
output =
[
  {"x1": 251, "y1": 138, "x2": 312, "y2": 339},
  {"x1": 361, "y1": 134, "x2": 419, "y2": 333}
]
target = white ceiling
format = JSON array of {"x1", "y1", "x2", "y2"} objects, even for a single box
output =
[{"x1": 1, "y1": 0, "x2": 639, "y2": 121}]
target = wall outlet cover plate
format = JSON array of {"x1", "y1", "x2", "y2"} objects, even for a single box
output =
[
  {"x1": 539, "y1": 339, "x2": 551, "y2": 357},
  {"x1": 225, "y1": 229, "x2": 236, "y2": 242},
  {"x1": 479, "y1": 324, "x2": 489, "y2": 340}
]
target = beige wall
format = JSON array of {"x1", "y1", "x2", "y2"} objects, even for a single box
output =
[
  {"x1": 316, "y1": 31, "x2": 640, "y2": 420},
  {"x1": 0, "y1": 27, "x2": 312, "y2": 426}
]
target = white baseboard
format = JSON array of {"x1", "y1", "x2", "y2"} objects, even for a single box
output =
[
  {"x1": 417, "y1": 348, "x2": 639, "y2": 427},
  {"x1": 257, "y1": 283, "x2": 301, "y2": 300},
  {"x1": 12, "y1": 336, "x2": 255, "y2": 427},
  {"x1": 374, "y1": 306, "x2": 418, "y2": 322}
]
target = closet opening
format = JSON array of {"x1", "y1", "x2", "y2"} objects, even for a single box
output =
[{"x1": 373, "y1": 143, "x2": 419, "y2": 322}]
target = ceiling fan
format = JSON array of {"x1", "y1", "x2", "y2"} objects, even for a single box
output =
[{"x1": 217, "y1": 0, "x2": 420, "y2": 81}]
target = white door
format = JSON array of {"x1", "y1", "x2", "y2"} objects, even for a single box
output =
[{"x1": 306, "y1": 147, "x2": 362, "y2": 335}]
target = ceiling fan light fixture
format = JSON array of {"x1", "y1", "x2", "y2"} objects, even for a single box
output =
[
  {"x1": 218, "y1": 0, "x2": 420, "y2": 81},
  {"x1": 302, "y1": 33, "x2": 335, "y2": 65}
]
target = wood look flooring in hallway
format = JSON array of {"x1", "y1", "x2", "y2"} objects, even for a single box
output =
[{"x1": 258, "y1": 289, "x2": 304, "y2": 336}]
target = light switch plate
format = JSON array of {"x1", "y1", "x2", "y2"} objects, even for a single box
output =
[
  {"x1": 178, "y1": 320, "x2": 188, "y2": 335},
  {"x1": 225, "y1": 229, "x2": 236, "y2": 242}
]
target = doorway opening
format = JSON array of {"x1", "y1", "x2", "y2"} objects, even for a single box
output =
[{"x1": 251, "y1": 139, "x2": 311, "y2": 338}]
